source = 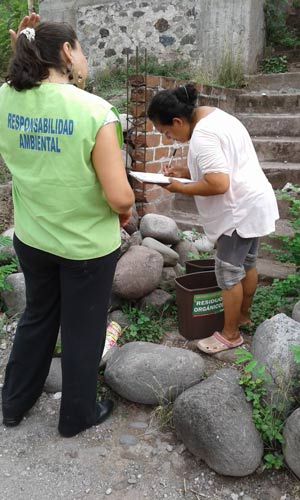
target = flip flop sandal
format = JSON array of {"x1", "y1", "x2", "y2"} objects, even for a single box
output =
[{"x1": 197, "y1": 331, "x2": 244, "y2": 354}]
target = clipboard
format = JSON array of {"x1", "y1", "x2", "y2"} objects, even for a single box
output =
[{"x1": 128, "y1": 171, "x2": 193, "y2": 185}]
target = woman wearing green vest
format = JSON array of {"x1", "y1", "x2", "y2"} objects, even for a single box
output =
[{"x1": 0, "y1": 17, "x2": 135, "y2": 437}]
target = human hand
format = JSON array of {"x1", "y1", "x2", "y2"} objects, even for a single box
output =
[
  {"x1": 10, "y1": 12, "x2": 40, "y2": 51},
  {"x1": 119, "y1": 208, "x2": 133, "y2": 228},
  {"x1": 161, "y1": 163, "x2": 190, "y2": 179},
  {"x1": 162, "y1": 179, "x2": 185, "y2": 193}
]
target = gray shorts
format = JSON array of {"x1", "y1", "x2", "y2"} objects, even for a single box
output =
[{"x1": 215, "y1": 231, "x2": 259, "y2": 290}]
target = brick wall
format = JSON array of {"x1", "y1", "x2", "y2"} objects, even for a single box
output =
[{"x1": 129, "y1": 75, "x2": 240, "y2": 217}]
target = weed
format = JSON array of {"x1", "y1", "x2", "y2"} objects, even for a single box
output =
[
  {"x1": 236, "y1": 349, "x2": 288, "y2": 470},
  {"x1": 121, "y1": 303, "x2": 177, "y2": 344},
  {"x1": 264, "y1": 0, "x2": 300, "y2": 48},
  {"x1": 0, "y1": 1, "x2": 39, "y2": 77},
  {"x1": 0, "y1": 234, "x2": 17, "y2": 299},
  {"x1": 261, "y1": 191, "x2": 300, "y2": 269},
  {"x1": 215, "y1": 52, "x2": 245, "y2": 89},
  {"x1": 260, "y1": 55, "x2": 288, "y2": 74},
  {"x1": 150, "y1": 399, "x2": 174, "y2": 430},
  {"x1": 249, "y1": 275, "x2": 300, "y2": 330}
]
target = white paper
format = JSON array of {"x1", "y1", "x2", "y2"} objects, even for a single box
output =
[{"x1": 128, "y1": 171, "x2": 193, "y2": 184}]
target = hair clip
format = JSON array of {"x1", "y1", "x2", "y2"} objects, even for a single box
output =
[
  {"x1": 20, "y1": 27, "x2": 35, "y2": 42},
  {"x1": 179, "y1": 85, "x2": 189, "y2": 99}
]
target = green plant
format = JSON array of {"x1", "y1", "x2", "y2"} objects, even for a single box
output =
[
  {"x1": 215, "y1": 52, "x2": 245, "y2": 89},
  {"x1": 264, "y1": 0, "x2": 300, "y2": 47},
  {"x1": 150, "y1": 399, "x2": 174, "y2": 430},
  {"x1": 291, "y1": 344, "x2": 300, "y2": 363},
  {"x1": 250, "y1": 274, "x2": 300, "y2": 329},
  {"x1": 0, "y1": 235, "x2": 17, "y2": 296},
  {"x1": 236, "y1": 349, "x2": 285, "y2": 470},
  {"x1": 121, "y1": 304, "x2": 165, "y2": 343},
  {"x1": 260, "y1": 55, "x2": 288, "y2": 73},
  {"x1": 262, "y1": 191, "x2": 300, "y2": 269},
  {"x1": 0, "y1": 1, "x2": 39, "y2": 77},
  {"x1": 137, "y1": 54, "x2": 191, "y2": 80}
]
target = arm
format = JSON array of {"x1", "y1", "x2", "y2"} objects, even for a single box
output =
[
  {"x1": 92, "y1": 122, "x2": 135, "y2": 214},
  {"x1": 163, "y1": 172, "x2": 230, "y2": 196}
]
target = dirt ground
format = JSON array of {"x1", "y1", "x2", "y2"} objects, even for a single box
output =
[{"x1": 0, "y1": 326, "x2": 300, "y2": 500}]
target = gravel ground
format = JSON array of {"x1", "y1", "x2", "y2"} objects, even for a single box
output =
[{"x1": 0, "y1": 329, "x2": 300, "y2": 500}]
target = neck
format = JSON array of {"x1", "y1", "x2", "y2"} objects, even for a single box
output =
[
  {"x1": 42, "y1": 68, "x2": 69, "y2": 84},
  {"x1": 190, "y1": 106, "x2": 215, "y2": 134}
]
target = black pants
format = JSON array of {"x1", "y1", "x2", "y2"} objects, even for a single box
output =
[{"x1": 2, "y1": 235, "x2": 119, "y2": 436}]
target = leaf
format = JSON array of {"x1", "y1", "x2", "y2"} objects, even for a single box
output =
[
  {"x1": 244, "y1": 360, "x2": 258, "y2": 372},
  {"x1": 290, "y1": 344, "x2": 300, "y2": 363},
  {"x1": 235, "y1": 349, "x2": 253, "y2": 363}
]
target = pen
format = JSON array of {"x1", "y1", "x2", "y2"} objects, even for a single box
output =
[{"x1": 167, "y1": 148, "x2": 177, "y2": 171}]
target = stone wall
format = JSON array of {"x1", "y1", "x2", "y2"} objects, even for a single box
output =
[
  {"x1": 129, "y1": 75, "x2": 240, "y2": 217},
  {"x1": 40, "y1": 0, "x2": 265, "y2": 76}
]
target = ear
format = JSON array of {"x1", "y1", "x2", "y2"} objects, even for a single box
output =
[
  {"x1": 172, "y1": 117, "x2": 184, "y2": 127},
  {"x1": 61, "y1": 41, "x2": 73, "y2": 65}
]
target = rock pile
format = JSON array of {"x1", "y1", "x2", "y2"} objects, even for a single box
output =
[
  {"x1": 0, "y1": 213, "x2": 213, "y2": 317},
  {"x1": 1, "y1": 216, "x2": 300, "y2": 480}
]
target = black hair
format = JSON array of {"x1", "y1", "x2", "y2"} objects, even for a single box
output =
[
  {"x1": 6, "y1": 22, "x2": 78, "y2": 91},
  {"x1": 147, "y1": 83, "x2": 198, "y2": 125}
]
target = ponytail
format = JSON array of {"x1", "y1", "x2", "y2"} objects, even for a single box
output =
[{"x1": 6, "y1": 22, "x2": 78, "y2": 91}]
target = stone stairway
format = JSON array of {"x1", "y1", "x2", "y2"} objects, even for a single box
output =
[{"x1": 165, "y1": 70, "x2": 300, "y2": 281}]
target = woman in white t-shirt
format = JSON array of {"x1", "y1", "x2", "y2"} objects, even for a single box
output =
[{"x1": 147, "y1": 83, "x2": 279, "y2": 354}]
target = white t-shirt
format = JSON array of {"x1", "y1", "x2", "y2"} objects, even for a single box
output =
[{"x1": 187, "y1": 108, "x2": 279, "y2": 243}]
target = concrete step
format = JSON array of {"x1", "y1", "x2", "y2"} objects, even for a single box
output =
[
  {"x1": 253, "y1": 136, "x2": 300, "y2": 162},
  {"x1": 235, "y1": 92, "x2": 300, "y2": 113},
  {"x1": 261, "y1": 161, "x2": 300, "y2": 189},
  {"x1": 237, "y1": 113, "x2": 300, "y2": 137},
  {"x1": 289, "y1": 62, "x2": 300, "y2": 72},
  {"x1": 259, "y1": 219, "x2": 295, "y2": 259},
  {"x1": 244, "y1": 71, "x2": 300, "y2": 92},
  {"x1": 167, "y1": 209, "x2": 203, "y2": 232},
  {"x1": 257, "y1": 258, "x2": 296, "y2": 284}
]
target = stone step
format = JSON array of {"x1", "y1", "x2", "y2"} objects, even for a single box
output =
[
  {"x1": 237, "y1": 113, "x2": 300, "y2": 137},
  {"x1": 257, "y1": 258, "x2": 296, "y2": 284},
  {"x1": 235, "y1": 92, "x2": 300, "y2": 113},
  {"x1": 253, "y1": 136, "x2": 300, "y2": 162},
  {"x1": 289, "y1": 62, "x2": 300, "y2": 72},
  {"x1": 244, "y1": 71, "x2": 300, "y2": 92},
  {"x1": 261, "y1": 161, "x2": 300, "y2": 189},
  {"x1": 259, "y1": 219, "x2": 294, "y2": 260}
]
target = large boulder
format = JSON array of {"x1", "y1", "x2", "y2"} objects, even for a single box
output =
[
  {"x1": 0, "y1": 227, "x2": 16, "y2": 262},
  {"x1": 105, "y1": 341, "x2": 206, "y2": 404},
  {"x1": 292, "y1": 300, "x2": 300, "y2": 323},
  {"x1": 283, "y1": 408, "x2": 300, "y2": 479},
  {"x1": 172, "y1": 240, "x2": 199, "y2": 266},
  {"x1": 251, "y1": 314, "x2": 300, "y2": 412},
  {"x1": 173, "y1": 368, "x2": 263, "y2": 477},
  {"x1": 158, "y1": 266, "x2": 177, "y2": 292},
  {"x1": 140, "y1": 214, "x2": 180, "y2": 245},
  {"x1": 112, "y1": 246, "x2": 163, "y2": 299},
  {"x1": 2, "y1": 272, "x2": 25, "y2": 317},
  {"x1": 44, "y1": 358, "x2": 62, "y2": 393},
  {"x1": 142, "y1": 237, "x2": 179, "y2": 266},
  {"x1": 139, "y1": 288, "x2": 174, "y2": 311}
]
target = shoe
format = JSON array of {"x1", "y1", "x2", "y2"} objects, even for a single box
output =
[
  {"x1": 3, "y1": 414, "x2": 24, "y2": 427},
  {"x1": 59, "y1": 399, "x2": 114, "y2": 438},
  {"x1": 95, "y1": 399, "x2": 114, "y2": 425},
  {"x1": 197, "y1": 331, "x2": 244, "y2": 354}
]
